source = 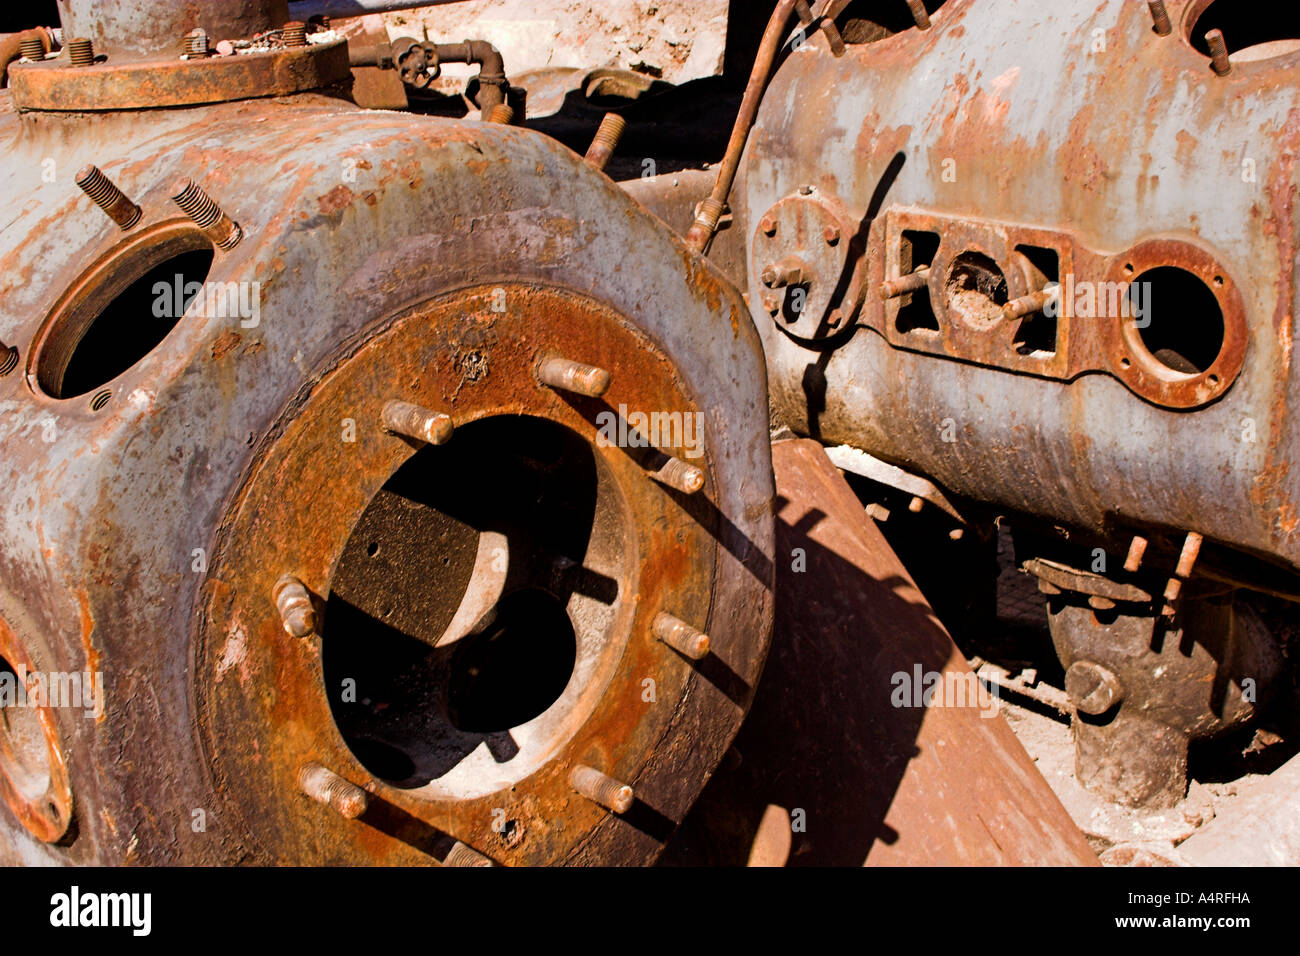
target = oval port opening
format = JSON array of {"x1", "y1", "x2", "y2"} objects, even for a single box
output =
[
  {"x1": 1126, "y1": 266, "x2": 1224, "y2": 375},
  {"x1": 0, "y1": 653, "x2": 50, "y2": 800},
  {"x1": 1189, "y1": 1, "x2": 1300, "y2": 61},
  {"x1": 34, "y1": 225, "x2": 214, "y2": 399},
  {"x1": 323, "y1": 414, "x2": 630, "y2": 797}
]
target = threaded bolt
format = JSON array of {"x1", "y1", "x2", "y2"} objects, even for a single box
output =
[
  {"x1": 906, "y1": 0, "x2": 931, "y2": 30},
  {"x1": 76, "y1": 165, "x2": 141, "y2": 230},
  {"x1": 584, "y1": 113, "x2": 628, "y2": 172},
  {"x1": 1002, "y1": 285, "x2": 1059, "y2": 322},
  {"x1": 1206, "y1": 29, "x2": 1231, "y2": 75},
  {"x1": 381, "y1": 400, "x2": 454, "y2": 445},
  {"x1": 569, "y1": 765, "x2": 634, "y2": 814},
  {"x1": 186, "y1": 29, "x2": 211, "y2": 57},
  {"x1": 653, "y1": 612, "x2": 711, "y2": 660},
  {"x1": 488, "y1": 103, "x2": 515, "y2": 125},
  {"x1": 298, "y1": 763, "x2": 369, "y2": 818},
  {"x1": 67, "y1": 37, "x2": 94, "y2": 67},
  {"x1": 1123, "y1": 535, "x2": 1148, "y2": 572},
  {"x1": 19, "y1": 36, "x2": 44, "y2": 62},
  {"x1": 273, "y1": 575, "x2": 317, "y2": 638},
  {"x1": 1148, "y1": 1, "x2": 1172, "y2": 36},
  {"x1": 537, "y1": 355, "x2": 611, "y2": 398},
  {"x1": 652, "y1": 456, "x2": 705, "y2": 495},
  {"x1": 0, "y1": 343, "x2": 17, "y2": 377},
  {"x1": 685, "y1": 197, "x2": 727, "y2": 254},
  {"x1": 171, "y1": 178, "x2": 243, "y2": 251},
  {"x1": 443, "y1": 842, "x2": 493, "y2": 867},
  {"x1": 879, "y1": 267, "x2": 931, "y2": 300},
  {"x1": 283, "y1": 21, "x2": 308, "y2": 48}
]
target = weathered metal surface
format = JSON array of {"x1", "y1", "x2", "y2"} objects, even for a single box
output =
[
  {"x1": 56, "y1": 0, "x2": 290, "y2": 62},
  {"x1": 8, "y1": 36, "x2": 350, "y2": 111},
  {"x1": 742, "y1": 0, "x2": 1300, "y2": 579},
  {"x1": 666, "y1": 439, "x2": 1099, "y2": 866},
  {"x1": 0, "y1": 83, "x2": 773, "y2": 863}
]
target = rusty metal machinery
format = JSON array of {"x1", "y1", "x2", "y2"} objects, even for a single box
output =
[
  {"x1": 0, "y1": 0, "x2": 775, "y2": 865},
  {"x1": 736, "y1": 0, "x2": 1300, "y2": 811}
]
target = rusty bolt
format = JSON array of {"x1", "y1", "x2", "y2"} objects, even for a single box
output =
[
  {"x1": 1087, "y1": 594, "x2": 1116, "y2": 611},
  {"x1": 906, "y1": 0, "x2": 932, "y2": 30},
  {"x1": 76, "y1": 165, "x2": 141, "y2": 230},
  {"x1": 1065, "y1": 661, "x2": 1124, "y2": 715},
  {"x1": 1206, "y1": 29, "x2": 1231, "y2": 75},
  {"x1": 0, "y1": 343, "x2": 17, "y2": 377},
  {"x1": 826, "y1": 308, "x2": 845, "y2": 329},
  {"x1": 761, "y1": 293, "x2": 781, "y2": 315},
  {"x1": 1148, "y1": 1, "x2": 1172, "y2": 36},
  {"x1": 908, "y1": 496, "x2": 925, "y2": 513},
  {"x1": 487, "y1": 103, "x2": 515, "y2": 125},
  {"x1": 798, "y1": 184, "x2": 814, "y2": 196},
  {"x1": 537, "y1": 355, "x2": 611, "y2": 398},
  {"x1": 273, "y1": 575, "x2": 317, "y2": 638},
  {"x1": 879, "y1": 267, "x2": 931, "y2": 300},
  {"x1": 949, "y1": 527, "x2": 964, "y2": 541},
  {"x1": 1002, "y1": 285, "x2": 1058, "y2": 321},
  {"x1": 759, "y1": 215, "x2": 778, "y2": 237},
  {"x1": 652, "y1": 456, "x2": 705, "y2": 495},
  {"x1": 443, "y1": 841, "x2": 493, "y2": 867},
  {"x1": 381, "y1": 400, "x2": 455, "y2": 445},
  {"x1": 585, "y1": 113, "x2": 628, "y2": 172},
  {"x1": 18, "y1": 36, "x2": 44, "y2": 62},
  {"x1": 171, "y1": 178, "x2": 243, "y2": 251},
  {"x1": 298, "y1": 763, "x2": 368, "y2": 818},
  {"x1": 570, "y1": 765, "x2": 634, "y2": 814},
  {"x1": 1123, "y1": 534, "x2": 1149, "y2": 572},
  {"x1": 866, "y1": 502, "x2": 890, "y2": 522},
  {"x1": 186, "y1": 29, "x2": 212, "y2": 58},
  {"x1": 1175, "y1": 531, "x2": 1204, "y2": 578},
  {"x1": 67, "y1": 37, "x2": 94, "y2": 67},
  {"x1": 823, "y1": 225, "x2": 841, "y2": 245},
  {"x1": 283, "y1": 21, "x2": 308, "y2": 48},
  {"x1": 761, "y1": 255, "x2": 809, "y2": 288},
  {"x1": 653, "y1": 612, "x2": 711, "y2": 660}
]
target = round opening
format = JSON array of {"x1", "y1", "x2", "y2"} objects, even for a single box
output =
[
  {"x1": 0, "y1": 654, "x2": 51, "y2": 800},
  {"x1": 35, "y1": 225, "x2": 214, "y2": 399},
  {"x1": 1189, "y1": 1, "x2": 1300, "y2": 61},
  {"x1": 946, "y1": 251, "x2": 1009, "y2": 331},
  {"x1": 1125, "y1": 266, "x2": 1225, "y2": 375},
  {"x1": 322, "y1": 414, "x2": 630, "y2": 799}
]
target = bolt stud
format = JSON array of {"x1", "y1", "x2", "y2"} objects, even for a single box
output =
[
  {"x1": 76, "y1": 165, "x2": 141, "y2": 230},
  {"x1": 186, "y1": 28, "x2": 212, "y2": 57},
  {"x1": 380, "y1": 400, "x2": 454, "y2": 445},
  {"x1": 585, "y1": 113, "x2": 628, "y2": 172},
  {"x1": 273, "y1": 575, "x2": 317, "y2": 638},
  {"x1": 18, "y1": 36, "x2": 44, "y2": 62},
  {"x1": 298, "y1": 763, "x2": 368, "y2": 818},
  {"x1": 1123, "y1": 535, "x2": 1148, "y2": 573},
  {"x1": 570, "y1": 765, "x2": 634, "y2": 814},
  {"x1": 652, "y1": 456, "x2": 705, "y2": 495},
  {"x1": 537, "y1": 355, "x2": 611, "y2": 398},
  {"x1": 1206, "y1": 29, "x2": 1231, "y2": 75},
  {"x1": 1002, "y1": 285, "x2": 1059, "y2": 321},
  {"x1": 906, "y1": 0, "x2": 932, "y2": 30},
  {"x1": 171, "y1": 178, "x2": 243, "y2": 251},
  {"x1": 67, "y1": 37, "x2": 93, "y2": 67},
  {"x1": 444, "y1": 842, "x2": 493, "y2": 867},
  {"x1": 879, "y1": 267, "x2": 931, "y2": 300},
  {"x1": 762, "y1": 256, "x2": 808, "y2": 289},
  {"x1": 653, "y1": 612, "x2": 710, "y2": 659},
  {"x1": 283, "y1": 21, "x2": 308, "y2": 48},
  {"x1": 488, "y1": 103, "x2": 515, "y2": 125},
  {"x1": 1148, "y1": 1, "x2": 1172, "y2": 36}
]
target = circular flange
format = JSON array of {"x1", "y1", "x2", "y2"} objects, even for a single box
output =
[
  {"x1": 0, "y1": 617, "x2": 73, "y2": 844},
  {"x1": 752, "y1": 191, "x2": 855, "y2": 340},
  {"x1": 1102, "y1": 239, "x2": 1245, "y2": 409},
  {"x1": 7, "y1": 40, "x2": 349, "y2": 111},
  {"x1": 196, "y1": 283, "x2": 739, "y2": 865}
]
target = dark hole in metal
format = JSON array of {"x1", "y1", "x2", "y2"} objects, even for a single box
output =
[{"x1": 1128, "y1": 266, "x2": 1224, "y2": 374}]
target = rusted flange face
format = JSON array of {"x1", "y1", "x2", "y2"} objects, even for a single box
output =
[
  {"x1": 7, "y1": 40, "x2": 349, "y2": 112},
  {"x1": 1101, "y1": 238, "x2": 1246, "y2": 409},
  {"x1": 0, "y1": 617, "x2": 73, "y2": 844},
  {"x1": 197, "y1": 284, "x2": 748, "y2": 865}
]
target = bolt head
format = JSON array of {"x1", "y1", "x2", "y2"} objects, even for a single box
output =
[
  {"x1": 823, "y1": 225, "x2": 841, "y2": 245},
  {"x1": 759, "y1": 216, "x2": 777, "y2": 237}
]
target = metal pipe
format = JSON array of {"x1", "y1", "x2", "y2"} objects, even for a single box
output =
[
  {"x1": 685, "y1": 0, "x2": 803, "y2": 254},
  {"x1": 435, "y1": 40, "x2": 507, "y2": 118}
]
